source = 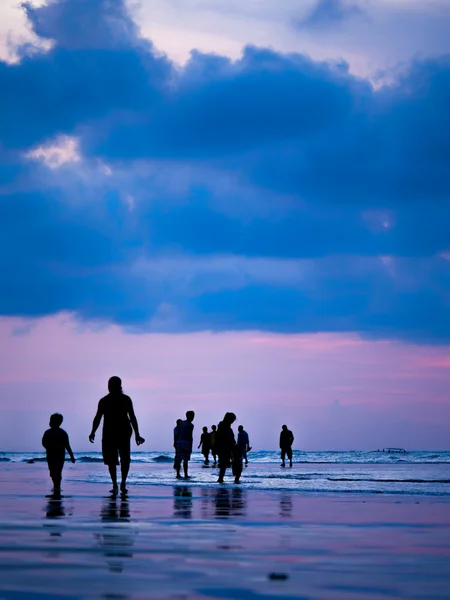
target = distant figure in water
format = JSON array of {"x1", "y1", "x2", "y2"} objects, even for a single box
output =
[
  {"x1": 280, "y1": 425, "x2": 294, "y2": 467},
  {"x1": 216, "y1": 412, "x2": 242, "y2": 484},
  {"x1": 237, "y1": 425, "x2": 252, "y2": 466},
  {"x1": 210, "y1": 425, "x2": 218, "y2": 466},
  {"x1": 89, "y1": 376, "x2": 145, "y2": 495},
  {"x1": 198, "y1": 426, "x2": 211, "y2": 465},
  {"x1": 42, "y1": 413, "x2": 75, "y2": 493},
  {"x1": 173, "y1": 418, "x2": 182, "y2": 469},
  {"x1": 174, "y1": 411, "x2": 195, "y2": 479}
]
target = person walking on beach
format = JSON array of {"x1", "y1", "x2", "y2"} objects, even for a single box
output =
[
  {"x1": 237, "y1": 425, "x2": 252, "y2": 466},
  {"x1": 174, "y1": 411, "x2": 195, "y2": 479},
  {"x1": 210, "y1": 424, "x2": 218, "y2": 466},
  {"x1": 89, "y1": 376, "x2": 145, "y2": 495},
  {"x1": 42, "y1": 413, "x2": 76, "y2": 493},
  {"x1": 216, "y1": 412, "x2": 240, "y2": 484},
  {"x1": 280, "y1": 425, "x2": 294, "y2": 468},
  {"x1": 173, "y1": 418, "x2": 182, "y2": 470},
  {"x1": 198, "y1": 426, "x2": 211, "y2": 465}
]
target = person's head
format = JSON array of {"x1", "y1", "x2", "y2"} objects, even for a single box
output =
[
  {"x1": 202, "y1": 426, "x2": 208, "y2": 433},
  {"x1": 282, "y1": 424, "x2": 288, "y2": 431},
  {"x1": 108, "y1": 376, "x2": 123, "y2": 394},
  {"x1": 186, "y1": 410, "x2": 195, "y2": 422},
  {"x1": 211, "y1": 424, "x2": 217, "y2": 431},
  {"x1": 238, "y1": 425, "x2": 243, "y2": 432},
  {"x1": 49, "y1": 413, "x2": 63, "y2": 428},
  {"x1": 176, "y1": 418, "x2": 182, "y2": 425},
  {"x1": 224, "y1": 412, "x2": 236, "y2": 425}
]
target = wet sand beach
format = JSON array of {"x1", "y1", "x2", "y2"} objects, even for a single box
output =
[{"x1": 0, "y1": 462, "x2": 449, "y2": 599}]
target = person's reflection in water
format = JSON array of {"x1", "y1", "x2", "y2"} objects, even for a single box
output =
[
  {"x1": 44, "y1": 492, "x2": 66, "y2": 542},
  {"x1": 173, "y1": 486, "x2": 193, "y2": 519},
  {"x1": 95, "y1": 496, "x2": 135, "y2": 573},
  {"x1": 214, "y1": 487, "x2": 246, "y2": 518},
  {"x1": 279, "y1": 493, "x2": 293, "y2": 518}
]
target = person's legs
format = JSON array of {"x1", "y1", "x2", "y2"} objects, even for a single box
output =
[
  {"x1": 120, "y1": 459, "x2": 130, "y2": 492},
  {"x1": 212, "y1": 451, "x2": 217, "y2": 466},
  {"x1": 183, "y1": 458, "x2": 190, "y2": 478},
  {"x1": 203, "y1": 449, "x2": 210, "y2": 465},
  {"x1": 288, "y1": 448, "x2": 293, "y2": 467},
  {"x1": 217, "y1": 454, "x2": 227, "y2": 483},
  {"x1": 174, "y1": 457, "x2": 182, "y2": 478},
  {"x1": 119, "y1": 439, "x2": 131, "y2": 493},
  {"x1": 281, "y1": 449, "x2": 286, "y2": 467},
  {"x1": 108, "y1": 464, "x2": 118, "y2": 491},
  {"x1": 242, "y1": 448, "x2": 248, "y2": 466},
  {"x1": 103, "y1": 439, "x2": 119, "y2": 492},
  {"x1": 49, "y1": 463, "x2": 63, "y2": 491},
  {"x1": 234, "y1": 458, "x2": 243, "y2": 483}
]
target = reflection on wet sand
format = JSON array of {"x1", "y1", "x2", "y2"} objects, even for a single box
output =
[
  {"x1": 200, "y1": 487, "x2": 247, "y2": 519},
  {"x1": 95, "y1": 496, "x2": 135, "y2": 573},
  {"x1": 45, "y1": 493, "x2": 66, "y2": 519},
  {"x1": 173, "y1": 486, "x2": 193, "y2": 519},
  {"x1": 279, "y1": 493, "x2": 293, "y2": 518},
  {"x1": 43, "y1": 494, "x2": 66, "y2": 544}
]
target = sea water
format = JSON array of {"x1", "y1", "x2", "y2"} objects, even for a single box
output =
[{"x1": 2, "y1": 450, "x2": 450, "y2": 496}]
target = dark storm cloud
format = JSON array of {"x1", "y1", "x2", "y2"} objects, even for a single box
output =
[{"x1": 0, "y1": 0, "x2": 449, "y2": 342}]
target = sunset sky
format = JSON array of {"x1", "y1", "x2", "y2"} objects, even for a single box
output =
[{"x1": 0, "y1": 0, "x2": 449, "y2": 451}]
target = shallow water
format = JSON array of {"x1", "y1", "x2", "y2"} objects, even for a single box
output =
[
  {"x1": 3, "y1": 452, "x2": 450, "y2": 496},
  {"x1": 0, "y1": 469, "x2": 449, "y2": 600}
]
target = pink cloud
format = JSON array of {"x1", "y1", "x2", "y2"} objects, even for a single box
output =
[{"x1": 1, "y1": 314, "x2": 450, "y2": 451}]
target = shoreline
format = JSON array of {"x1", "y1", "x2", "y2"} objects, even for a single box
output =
[{"x1": 0, "y1": 468, "x2": 449, "y2": 599}]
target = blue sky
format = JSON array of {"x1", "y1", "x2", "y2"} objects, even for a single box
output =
[{"x1": 0, "y1": 0, "x2": 449, "y2": 450}]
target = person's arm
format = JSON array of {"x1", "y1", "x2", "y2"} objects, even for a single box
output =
[
  {"x1": 290, "y1": 432, "x2": 295, "y2": 445},
  {"x1": 89, "y1": 400, "x2": 104, "y2": 443},
  {"x1": 279, "y1": 433, "x2": 283, "y2": 449},
  {"x1": 127, "y1": 398, "x2": 145, "y2": 445},
  {"x1": 42, "y1": 431, "x2": 48, "y2": 450},
  {"x1": 198, "y1": 434, "x2": 202, "y2": 449},
  {"x1": 65, "y1": 434, "x2": 76, "y2": 463}
]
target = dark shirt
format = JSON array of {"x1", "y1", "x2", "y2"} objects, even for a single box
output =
[
  {"x1": 176, "y1": 420, "x2": 194, "y2": 452},
  {"x1": 237, "y1": 430, "x2": 249, "y2": 449},
  {"x1": 216, "y1": 421, "x2": 236, "y2": 456},
  {"x1": 42, "y1": 427, "x2": 70, "y2": 463},
  {"x1": 280, "y1": 429, "x2": 294, "y2": 449},
  {"x1": 200, "y1": 432, "x2": 211, "y2": 450},
  {"x1": 97, "y1": 393, "x2": 133, "y2": 439}
]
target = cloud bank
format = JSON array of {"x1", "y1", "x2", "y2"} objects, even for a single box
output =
[{"x1": 0, "y1": 0, "x2": 449, "y2": 343}]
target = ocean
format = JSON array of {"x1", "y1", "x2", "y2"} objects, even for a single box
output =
[{"x1": 2, "y1": 450, "x2": 450, "y2": 496}]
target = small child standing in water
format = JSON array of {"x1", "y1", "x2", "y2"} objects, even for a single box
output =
[{"x1": 42, "y1": 413, "x2": 75, "y2": 492}]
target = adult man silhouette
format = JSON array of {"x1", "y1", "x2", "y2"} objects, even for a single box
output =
[{"x1": 89, "y1": 376, "x2": 145, "y2": 494}]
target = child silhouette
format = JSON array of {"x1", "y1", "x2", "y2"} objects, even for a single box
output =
[{"x1": 42, "y1": 413, "x2": 75, "y2": 493}]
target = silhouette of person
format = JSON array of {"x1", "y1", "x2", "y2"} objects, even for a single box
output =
[
  {"x1": 280, "y1": 425, "x2": 294, "y2": 467},
  {"x1": 198, "y1": 426, "x2": 211, "y2": 465},
  {"x1": 174, "y1": 411, "x2": 195, "y2": 479},
  {"x1": 173, "y1": 418, "x2": 182, "y2": 470},
  {"x1": 89, "y1": 376, "x2": 145, "y2": 495},
  {"x1": 210, "y1": 424, "x2": 218, "y2": 466},
  {"x1": 42, "y1": 413, "x2": 75, "y2": 493},
  {"x1": 216, "y1": 412, "x2": 241, "y2": 484},
  {"x1": 237, "y1": 425, "x2": 252, "y2": 466}
]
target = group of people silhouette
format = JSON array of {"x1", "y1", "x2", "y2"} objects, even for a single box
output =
[{"x1": 42, "y1": 376, "x2": 295, "y2": 494}]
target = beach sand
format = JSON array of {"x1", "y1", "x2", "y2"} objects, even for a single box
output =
[{"x1": 0, "y1": 462, "x2": 449, "y2": 599}]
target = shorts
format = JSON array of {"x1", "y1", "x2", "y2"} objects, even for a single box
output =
[
  {"x1": 47, "y1": 458, "x2": 64, "y2": 478},
  {"x1": 175, "y1": 442, "x2": 192, "y2": 461},
  {"x1": 102, "y1": 436, "x2": 131, "y2": 466}
]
